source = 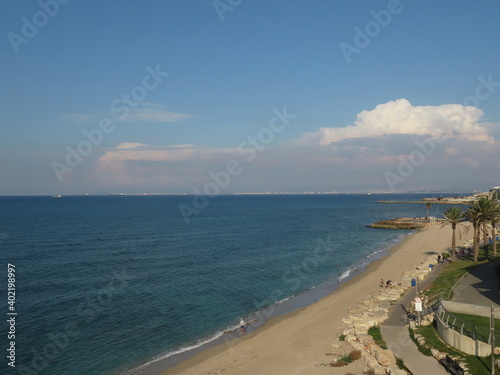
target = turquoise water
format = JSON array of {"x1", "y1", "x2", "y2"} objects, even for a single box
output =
[{"x1": 0, "y1": 194, "x2": 453, "y2": 375}]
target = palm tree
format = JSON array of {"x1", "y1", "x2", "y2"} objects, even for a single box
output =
[
  {"x1": 426, "y1": 202, "x2": 431, "y2": 219},
  {"x1": 467, "y1": 197, "x2": 500, "y2": 260},
  {"x1": 484, "y1": 198, "x2": 500, "y2": 257},
  {"x1": 470, "y1": 197, "x2": 500, "y2": 258},
  {"x1": 492, "y1": 210, "x2": 499, "y2": 257},
  {"x1": 464, "y1": 208, "x2": 480, "y2": 262},
  {"x1": 442, "y1": 206, "x2": 465, "y2": 262}
]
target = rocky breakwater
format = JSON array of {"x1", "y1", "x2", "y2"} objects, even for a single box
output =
[{"x1": 369, "y1": 217, "x2": 434, "y2": 229}]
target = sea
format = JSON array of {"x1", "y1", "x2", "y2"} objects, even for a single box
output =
[{"x1": 0, "y1": 193, "x2": 459, "y2": 375}]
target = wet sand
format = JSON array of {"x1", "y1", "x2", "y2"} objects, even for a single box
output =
[{"x1": 154, "y1": 224, "x2": 462, "y2": 375}]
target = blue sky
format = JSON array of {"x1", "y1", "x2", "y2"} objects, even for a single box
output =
[{"x1": 1, "y1": 0, "x2": 500, "y2": 194}]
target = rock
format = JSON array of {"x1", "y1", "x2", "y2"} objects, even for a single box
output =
[
  {"x1": 345, "y1": 334, "x2": 357, "y2": 343},
  {"x1": 379, "y1": 300, "x2": 391, "y2": 310},
  {"x1": 342, "y1": 328, "x2": 354, "y2": 336},
  {"x1": 353, "y1": 319, "x2": 377, "y2": 331},
  {"x1": 349, "y1": 340, "x2": 366, "y2": 353},
  {"x1": 354, "y1": 326, "x2": 370, "y2": 335},
  {"x1": 342, "y1": 318, "x2": 353, "y2": 325},
  {"x1": 357, "y1": 334, "x2": 376, "y2": 350},
  {"x1": 494, "y1": 347, "x2": 500, "y2": 355},
  {"x1": 371, "y1": 345, "x2": 397, "y2": 367},
  {"x1": 364, "y1": 354, "x2": 387, "y2": 375},
  {"x1": 421, "y1": 319, "x2": 432, "y2": 326},
  {"x1": 387, "y1": 364, "x2": 408, "y2": 375}
]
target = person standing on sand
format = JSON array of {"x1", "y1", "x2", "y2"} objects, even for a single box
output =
[
  {"x1": 437, "y1": 254, "x2": 441, "y2": 264},
  {"x1": 240, "y1": 318, "x2": 246, "y2": 334}
]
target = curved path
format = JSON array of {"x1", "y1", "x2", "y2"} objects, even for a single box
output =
[
  {"x1": 451, "y1": 260, "x2": 500, "y2": 306},
  {"x1": 442, "y1": 259, "x2": 500, "y2": 319},
  {"x1": 381, "y1": 261, "x2": 448, "y2": 375}
]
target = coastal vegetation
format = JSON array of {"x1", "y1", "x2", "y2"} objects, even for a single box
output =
[
  {"x1": 446, "y1": 312, "x2": 500, "y2": 346},
  {"x1": 329, "y1": 350, "x2": 362, "y2": 367},
  {"x1": 414, "y1": 245, "x2": 499, "y2": 374},
  {"x1": 440, "y1": 197, "x2": 500, "y2": 262},
  {"x1": 410, "y1": 325, "x2": 498, "y2": 375},
  {"x1": 420, "y1": 257, "x2": 483, "y2": 300},
  {"x1": 426, "y1": 202, "x2": 431, "y2": 219},
  {"x1": 367, "y1": 326, "x2": 387, "y2": 350},
  {"x1": 442, "y1": 206, "x2": 466, "y2": 262}
]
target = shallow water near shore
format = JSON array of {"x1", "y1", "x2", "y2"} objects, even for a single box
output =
[{"x1": 0, "y1": 193, "x2": 458, "y2": 375}]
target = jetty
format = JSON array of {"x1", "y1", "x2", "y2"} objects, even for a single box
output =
[
  {"x1": 376, "y1": 200, "x2": 469, "y2": 205},
  {"x1": 369, "y1": 217, "x2": 444, "y2": 229}
]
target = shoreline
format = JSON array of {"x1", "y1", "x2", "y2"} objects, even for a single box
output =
[
  {"x1": 130, "y1": 223, "x2": 464, "y2": 375},
  {"x1": 126, "y1": 232, "x2": 411, "y2": 375}
]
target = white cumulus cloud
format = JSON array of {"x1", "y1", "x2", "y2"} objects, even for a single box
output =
[{"x1": 302, "y1": 99, "x2": 491, "y2": 145}]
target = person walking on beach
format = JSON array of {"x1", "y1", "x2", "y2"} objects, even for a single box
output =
[
  {"x1": 240, "y1": 318, "x2": 246, "y2": 335},
  {"x1": 437, "y1": 254, "x2": 441, "y2": 264}
]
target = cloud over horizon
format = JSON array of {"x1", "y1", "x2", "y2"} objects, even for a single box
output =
[
  {"x1": 298, "y1": 99, "x2": 493, "y2": 146},
  {"x1": 89, "y1": 99, "x2": 500, "y2": 192}
]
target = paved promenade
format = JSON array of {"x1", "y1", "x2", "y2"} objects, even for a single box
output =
[
  {"x1": 450, "y1": 259, "x2": 500, "y2": 307},
  {"x1": 381, "y1": 260, "x2": 448, "y2": 375},
  {"x1": 381, "y1": 257, "x2": 500, "y2": 374}
]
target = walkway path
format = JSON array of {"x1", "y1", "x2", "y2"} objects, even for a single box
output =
[
  {"x1": 381, "y1": 257, "x2": 500, "y2": 374},
  {"x1": 381, "y1": 261, "x2": 448, "y2": 375},
  {"x1": 450, "y1": 259, "x2": 500, "y2": 307},
  {"x1": 438, "y1": 259, "x2": 500, "y2": 323},
  {"x1": 442, "y1": 300, "x2": 493, "y2": 318}
]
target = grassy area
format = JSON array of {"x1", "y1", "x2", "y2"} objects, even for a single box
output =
[
  {"x1": 411, "y1": 245, "x2": 500, "y2": 374},
  {"x1": 412, "y1": 324, "x2": 499, "y2": 375},
  {"x1": 368, "y1": 326, "x2": 411, "y2": 371},
  {"x1": 367, "y1": 326, "x2": 387, "y2": 349},
  {"x1": 445, "y1": 312, "x2": 500, "y2": 346},
  {"x1": 411, "y1": 325, "x2": 463, "y2": 357},
  {"x1": 329, "y1": 349, "x2": 361, "y2": 367},
  {"x1": 420, "y1": 258, "x2": 484, "y2": 300}
]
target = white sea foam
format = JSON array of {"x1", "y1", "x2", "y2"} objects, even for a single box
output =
[
  {"x1": 337, "y1": 268, "x2": 352, "y2": 282},
  {"x1": 125, "y1": 325, "x2": 239, "y2": 374}
]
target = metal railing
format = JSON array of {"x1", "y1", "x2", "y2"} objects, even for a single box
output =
[
  {"x1": 404, "y1": 295, "x2": 500, "y2": 346},
  {"x1": 435, "y1": 299, "x2": 500, "y2": 346}
]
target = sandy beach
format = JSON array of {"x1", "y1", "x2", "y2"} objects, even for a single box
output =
[{"x1": 155, "y1": 223, "x2": 470, "y2": 375}]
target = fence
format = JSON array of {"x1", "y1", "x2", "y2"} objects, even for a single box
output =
[
  {"x1": 406, "y1": 294, "x2": 500, "y2": 346},
  {"x1": 436, "y1": 301, "x2": 500, "y2": 346}
]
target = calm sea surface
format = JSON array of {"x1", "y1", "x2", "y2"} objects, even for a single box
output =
[{"x1": 0, "y1": 194, "x2": 457, "y2": 375}]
